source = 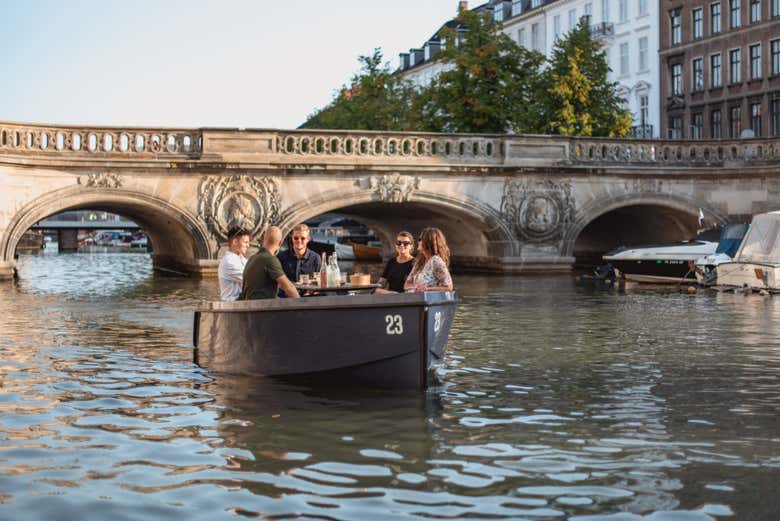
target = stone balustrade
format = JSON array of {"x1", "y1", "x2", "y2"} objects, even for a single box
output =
[
  {"x1": 2, "y1": 120, "x2": 780, "y2": 167},
  {"x1": 0, "y1": 122, "x2": 201, "y2": 157}
]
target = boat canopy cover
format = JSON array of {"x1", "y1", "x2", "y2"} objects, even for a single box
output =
[
  {"x1": 735, "y1": 211, "x2": 780, "y2": 263},
  {"x1": 715, "y1": 222, "x2": 750, "y2": 257}
]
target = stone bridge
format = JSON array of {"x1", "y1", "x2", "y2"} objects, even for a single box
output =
[{"x1": 2, "y1": 120, "x2": 780, "y2": 279}]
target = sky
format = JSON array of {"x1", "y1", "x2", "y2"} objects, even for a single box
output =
[{"x1": 0, "y1": 0, "x2": 459, "y2": 129}]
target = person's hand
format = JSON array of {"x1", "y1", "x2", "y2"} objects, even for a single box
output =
[{"x1": 414, "y1": 283, "x2": 427, "y2": 292}]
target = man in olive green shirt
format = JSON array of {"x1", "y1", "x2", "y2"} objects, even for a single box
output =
[{"x1": 241, "y1": 226, "x2": 300, "y2": 300}]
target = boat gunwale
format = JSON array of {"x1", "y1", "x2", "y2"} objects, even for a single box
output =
[{"x1": 198, "y1": 291, "x2": 458, "y2": 314}]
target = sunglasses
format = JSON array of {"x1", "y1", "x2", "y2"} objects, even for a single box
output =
[
  {"x1": 396, "y1": 241, "x2": 411, "y2": 246},
  {"x1": 292, "y1": 236, "x2": 308, "y2": 242}
]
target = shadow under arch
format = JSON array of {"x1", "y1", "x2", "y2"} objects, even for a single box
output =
[
  {"x1": 2, "y1": 187, "x2": 215, "y2": 273},
  {"x1": 279, "y1": 189, "x2": 517, "y2": 261},
  {"x1": 562, "y1": 193, "x2": 729, "y2": 260}
]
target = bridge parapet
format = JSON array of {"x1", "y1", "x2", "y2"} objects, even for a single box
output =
[
  {"x1": 2, "y1": 120, "x2": 780, "y2": 170},
  {"x1": 0, "y1": 121, "x2": 201, "y2": 158}
]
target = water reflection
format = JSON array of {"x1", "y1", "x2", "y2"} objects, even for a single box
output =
[{"x1": 0, "y1": 254, "x2": 779, "y2": 519}]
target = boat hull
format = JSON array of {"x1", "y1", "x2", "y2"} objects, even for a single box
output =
[
  {"x1": 713, "y1": 262, "x2": 780, "y2": 291},
  {"x1": 194, "y1": 292, "x2": 457, "y2": 389},
  {"x1": 606, "y1": 258, "x2": 696, "y2": 283}
]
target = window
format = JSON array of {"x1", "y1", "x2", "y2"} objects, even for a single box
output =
[
  {"x1": 640, "y1": 95, "x2": 649, "y2": 126},
  {"x1": 730, "y1": 105, "x2": 742, "y2": 137},
  {"x1": 772, "y1": 40, "x2": 780, "y2": 75},
  {"x1": 693, "y1": 8, "x2": 704, "y2": 38},
  {"x1": 620, "y1": 43, "x2": 630, "y2": 75},
  {"x1": 669, "y1": 116, "x2": 683, "y2": 138},
  {"x1": 554, "y1": 15, "x2": 562, "y2": 38},
  {"x1": 532, "y1": 0, "x2": 543, "y2": 7},
  {"x1": 639, "y1": 37, "x2": 649, "y2": 70},
  {"x1": 693, "y1": 58, "x2": 704, "y2": 90},
  {"x1": 671, "y1": 9, "x2": 682, "y2": 45},
  {"x1": 751, "y1": 102, "x2": 762, "y2": 136},
  {"x1": 639, "y1": 0, "x2": 648, "y2": 15},
  {"x1": 730, "y1": 0, "x2": 741, "y2": 28},
  {"x1": 772, "y1": 99, "x2": 780, "y2": 135},
  {"x1": 585, "y1": 2, "x2": 593, "y2": 16},
  {"x1": 518, "y1": 28, "x2": 526, "y2": 47},
  {"x1": 672, "y1": 63, "x2": 683, "y2": 95},
  {"x1": 774, "y1": 0, "x2": 780, "y2": 16},
  {"x1": 750, "y1": 44, "x2": 762, "y2": 79},
  {"x1": 569, "y1": 9, "x2": 577, "y2": 29},
  {"x1": 619, "y1": 0, "x2": 628, "y2": 21},
  {"x1": 513, "y1": 0, "x2": 524, "y2": 15},
  {"x1": 531, "y1": 23, "x2": 540, "y2": 51},
  {"x1": 711, "y1": 53, "x2": 722, "y2": 87},
  {"x1": 730, "y1": 48, "x2": 742, "y2": 83},
  {"x1": 602, "y1": 0, "x2": 611, "y2": 21},
  {"x1": 711, "y1": 2, "x2": 722, "y2": 33},
  {"x1": 712, "y1": 109, "x2": 723, "y2": 138},
  {"x1": 692, "y1": 113, "x2": 704, "y2": 138},
  {"x1": 750, "y1": 0, "x2": 761, "y2": 21}
]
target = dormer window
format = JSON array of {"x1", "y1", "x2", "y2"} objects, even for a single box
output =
[
  {"x1": 494, "y1": 6, "x2": 504, "y2": 21},
  {"x1": 512, "y1": 0, "x2": 524, "y2": 15}
]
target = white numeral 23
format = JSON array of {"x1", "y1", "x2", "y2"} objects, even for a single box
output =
[{"x1": 385, "y1": 314, "x2": 403, "y2": 335}]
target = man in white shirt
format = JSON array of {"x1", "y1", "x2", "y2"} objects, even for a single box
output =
[{"x1": 218, "y1": 226, "x2": 250, "y2": 300}]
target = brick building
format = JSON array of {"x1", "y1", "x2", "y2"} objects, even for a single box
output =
[{"x1": 660, "y1": 0, "x2": 780, "y2": 138}]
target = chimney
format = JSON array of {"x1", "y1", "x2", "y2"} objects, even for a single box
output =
[{"x1": 458, "y1": 1, "x2": 468, "y2": 13}]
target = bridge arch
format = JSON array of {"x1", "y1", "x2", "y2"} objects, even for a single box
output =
[
  {"x1": 2, "y1": 187, "x2": 215, "y2": 274},
  {"x1": 562, "y1": 193, "x2": 729, "y2": 260},
  {"x1": 279, "y1": 189, "x2": 517, "y2": 263}
]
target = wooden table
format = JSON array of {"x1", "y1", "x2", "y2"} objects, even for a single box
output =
[{"x1": 295, "y1": 283, "x2": 381, "y2": 295}]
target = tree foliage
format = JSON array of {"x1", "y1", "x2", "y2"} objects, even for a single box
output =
[
  {"x1": 303, "y1": 16, "x2": 633, "y2": 138},
  {"x1": 413, "y1": 10, "x2": 544, "y2": 134},
  {"x1": 535, "y1": 21, "x2": 632, "y2": 137},
  {"x1": 302, "y1": 49, "x2": 415, "y2": 131}
]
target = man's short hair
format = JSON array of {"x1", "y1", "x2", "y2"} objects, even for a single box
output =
[
  {"x1": 227, "y1": 226, "x2": 250, "y2": 241},
  {"x1": 291, "y1": 223, "x2": 311, "y2": 236}
]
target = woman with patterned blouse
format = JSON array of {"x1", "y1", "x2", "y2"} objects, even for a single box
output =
[{"x1": 404, "y1": 227, "x2": 453, "y2": 292}]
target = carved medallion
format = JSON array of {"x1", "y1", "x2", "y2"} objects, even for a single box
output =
[
  {"x1": 369, "y1": 174, "x2": 420, "y2": 203},
  {"x1": 500, "y1": 179, "x2": 574, "y2": 242},
  {"x1": 198, "y1": 175, "x2": 280, "y2": 241},
  {"x1": 80, "y1": 172, "x2": 122, "y2": 188}
]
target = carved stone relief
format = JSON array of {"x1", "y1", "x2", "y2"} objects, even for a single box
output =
[
  {"x1": 367, "y1": 173, "x2": 420, "y2": 203},
  {"x1": 79, "y1": 172, "x2": 122, "y2": 188},
  {"x1": 500, "y1": 179, "x2": 575, "y2": 242},
  {"x1": 198, "y1": 175, "x2": 280, "y2": 241}
]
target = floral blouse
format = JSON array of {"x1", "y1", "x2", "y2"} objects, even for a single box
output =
[{"x1": 404, "y1": 255, "x2": 453, "y2": 292}]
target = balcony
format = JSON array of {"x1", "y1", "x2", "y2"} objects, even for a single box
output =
[
  {"x1": 589, "y1": 22, "x2": 615, "y2": 40},
  {"x1": 630, "y1": 125, "x2": 654, "y2": 138}
]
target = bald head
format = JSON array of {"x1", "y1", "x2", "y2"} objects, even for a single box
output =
[{"x1": 262, "y1": 226, "x2": 283, "y2": 254}]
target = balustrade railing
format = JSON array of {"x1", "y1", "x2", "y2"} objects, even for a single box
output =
[
  {"x1": 275, "y1": 131, "x2": 504, "y2": 163},
  {"x1": 2, "y1": 121, "x2": 780, "y2": 168},
  {"x1": 0, "y1": 122, "x2": 201, "y2": 157}
]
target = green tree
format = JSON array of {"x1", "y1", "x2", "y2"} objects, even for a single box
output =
[
  {"x1": 413, "y1": 10, "x2": 544, "y2": 134},
  {"x1": 302, "y1": 49, "x2": 415, "y2": 131},
  {"x1": 537, "y1": 21, "x2": 632, "y2": 137}
]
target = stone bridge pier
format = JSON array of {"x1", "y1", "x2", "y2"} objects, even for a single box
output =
[{"x1": 2, "y1": 121, "x2": 780, "y2": 280}]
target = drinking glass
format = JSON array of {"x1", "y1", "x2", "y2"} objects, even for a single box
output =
[{"x1": 300, "y1": 273, "x2": 310, "y2": 285}]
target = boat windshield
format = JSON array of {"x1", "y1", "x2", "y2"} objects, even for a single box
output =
[{"x1": 715, "y1": 223, "x2": 749, "y2": 256}]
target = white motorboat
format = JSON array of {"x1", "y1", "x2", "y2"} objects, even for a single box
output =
[
  {"x1": 713, "y1": 211, "x2": 780, "y2": 292},
  {"x1": 603, "y1": 228, "x2": 721, "y2": 283}
]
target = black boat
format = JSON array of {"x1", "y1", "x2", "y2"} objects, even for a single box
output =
[
  {"x1": 602, "y1": 228, "x2": 721, "y2": 283},
  {"x1": 193, "y1": 291, "x2": 457, "y2": 389}
]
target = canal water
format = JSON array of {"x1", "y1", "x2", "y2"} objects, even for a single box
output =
[{"x1": 1, "y1": 253, "x2": 779, "y2": 520}]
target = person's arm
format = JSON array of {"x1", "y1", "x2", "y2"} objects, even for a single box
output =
[
  {"x1": 425, "y1": 256, "x2": 453, "y2": 291},
  {"x1": 276, "y1": 274, "x2": 300, "y2": 298}
]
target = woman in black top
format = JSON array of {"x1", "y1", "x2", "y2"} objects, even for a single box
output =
[{"x1": 377, "y1": 231, "x2": 415, "y2": 292}]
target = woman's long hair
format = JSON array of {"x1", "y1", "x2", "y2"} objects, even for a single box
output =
[{"x1": 414, "y1": 227, "x2": 450, "y2": 271}]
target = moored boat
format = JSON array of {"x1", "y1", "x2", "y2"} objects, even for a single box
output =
[
  {"x1": 351, "y1": 242, "x2": 382, "y2": 261},
  {"x1": 713, "y1": 211, "x2": 780, "y2": 292},
  {"x1": 193, "y1": 291, "x2": 457, "y2": 389},
  {"x1": 603, "y1": 228, "x2": 720, "y2": 283}
]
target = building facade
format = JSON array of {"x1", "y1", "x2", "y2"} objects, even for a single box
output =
[
  {"x1": 397, "y1": 0, "x2": 661, "y2": 137},
  {"x1": 659, "y1": 0, "x2": 780, "y2": 138}
]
